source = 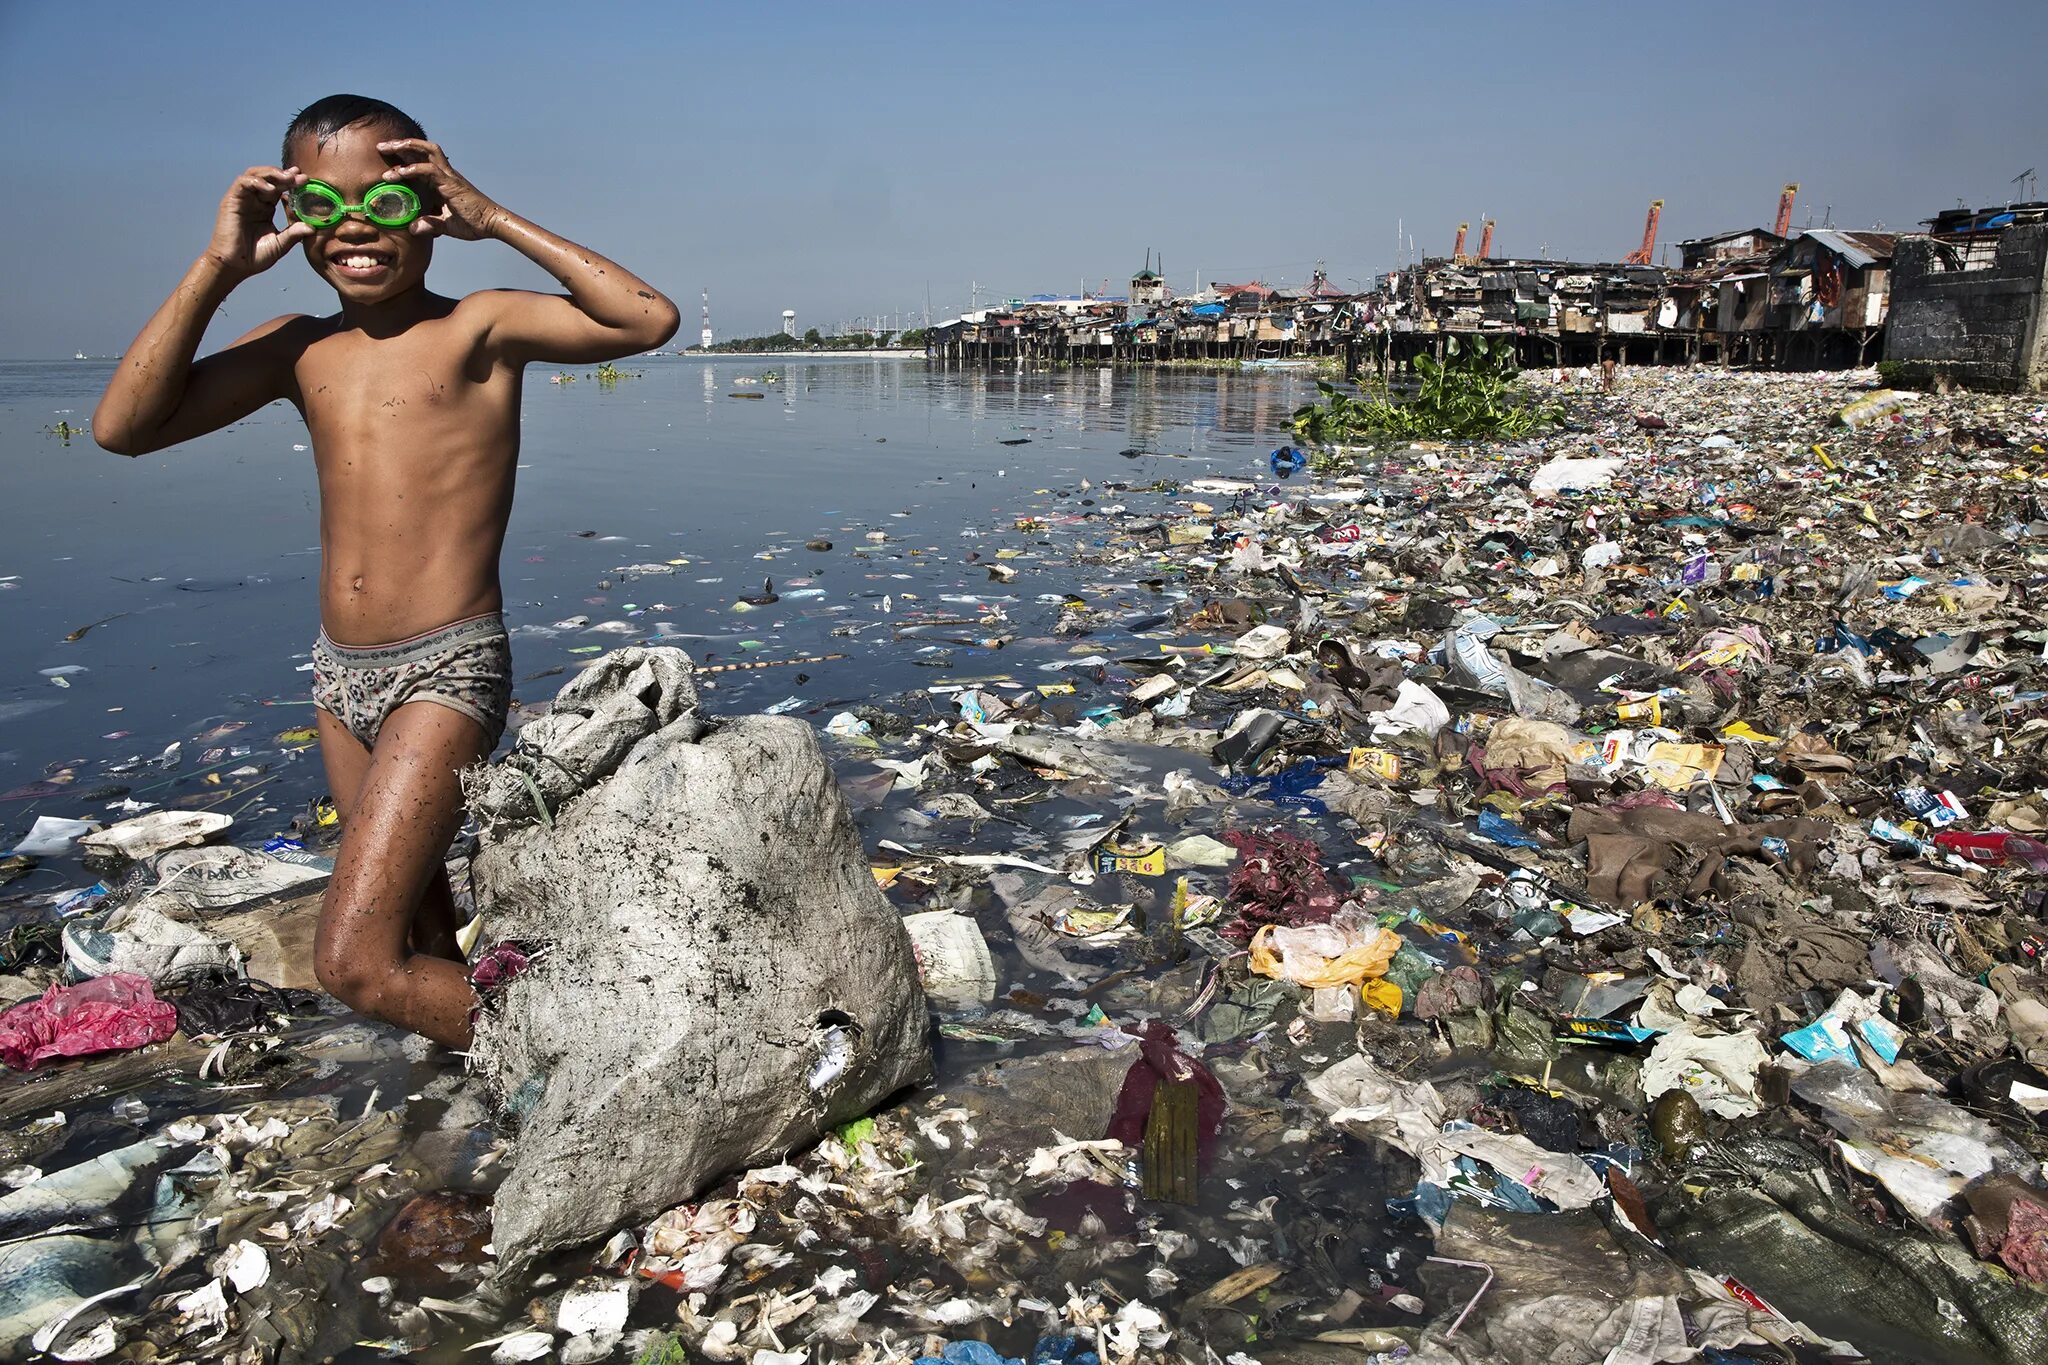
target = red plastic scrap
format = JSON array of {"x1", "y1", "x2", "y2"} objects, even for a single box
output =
[
  {"x1": 0, "y1": 972, "x2": 178, "y2": 1071},
  {"x1": 1933, "y1": 830, "x2": 2048, "y2": 873},
  {"x1": 1466, "y1": 743, "x2": 1537, "y2": 798},
  {"x1": 1607, "y1": 788, "x2": 1687, "y2": 813},
  {"x1": 2002, "y1": 1195, "x2": 2048, "y2": 1283},
  {"x1": 1221, "y1": 827, "x2": 1341, "y2": 938},
  {"x1": 469, "y1": 941, "x2": 534, "y2": 993},
  {"x1": 1106, "y1": 1019, "x2": 1227, "y2": 1169}
]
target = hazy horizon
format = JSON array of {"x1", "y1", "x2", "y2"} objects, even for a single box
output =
[{"x1": 3, "y1": 0, "x2": 2044, "y2": 359}]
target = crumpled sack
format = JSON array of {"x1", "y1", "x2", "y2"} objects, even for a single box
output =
[
  {"x1": 1370, "y1": 679, "x2": 1452, "y2": 739},
  {"x1": 1658, "y1": 1133, "x2": 2048, "y2": 1365},
  {"x1": 467, "y1": 649, "x2": 931, "y2": 1282},
  {"x1": 1307, "y1": 1053, "x2": 1605, "y2": 1208},
  {"x1": 1432, "y1": 621, "x2": 1581, "y2": 723},
  {"x1": 1642, "y1": 1023, "x2": 1768, "y2": 1118},
  {"x1": 77, "y1": 810, "x2": 231, "y2": 860},
  {"x1": 1249, "y1": 909, "x2": 1399, "y2": 988},
  {"x1": 1529, "y1": 454, "x2": 1624, "y2": 495},
  {"x1": 1480, "y1": 717, "x2": 1585, "y2": 788},
  {"x1": 466, "y1": 647, "x2": 705, "y2": 829},
  {"x1": 60, "y1": 898, "x2": 239, "y2": 983},
  {"x1": 0, "y1": 972, "x2": 179, "y2": 1070}
]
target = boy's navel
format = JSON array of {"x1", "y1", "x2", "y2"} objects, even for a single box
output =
[{"x1": 351, "y1": 576, "x2": 365, "y2": 593}]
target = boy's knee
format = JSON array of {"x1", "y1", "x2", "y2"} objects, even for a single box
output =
[{"x1": 315, "y1": 941, "x2": 395, "y2": 1016}]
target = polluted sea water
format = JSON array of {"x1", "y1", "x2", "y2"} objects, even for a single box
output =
[{"x1": 2, "y1": 357, "x2": 2048, "y2": 1363}]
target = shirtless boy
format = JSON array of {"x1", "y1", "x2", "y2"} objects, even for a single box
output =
[{"x1": 93, "y1": 95, "x2": 679, "y2": 1048}]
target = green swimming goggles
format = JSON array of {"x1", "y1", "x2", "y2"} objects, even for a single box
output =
[{"x1": 288, "y1": 179, "x2": 422, "y2": 229}]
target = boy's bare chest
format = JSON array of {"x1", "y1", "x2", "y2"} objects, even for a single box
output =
[{"x1": 296, "y1": 329, "x2": 506, "y2": 430}]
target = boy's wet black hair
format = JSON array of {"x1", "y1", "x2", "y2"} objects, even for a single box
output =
[{"x1": 281, "y1": 94, "x2": 427, "y2": 165}]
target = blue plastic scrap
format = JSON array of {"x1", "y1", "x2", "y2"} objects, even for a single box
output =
[
  {"x1": 916, "y1": 1339, "x2": 1100, "y2": 1365},
  {"x1": 1033, "y1": 1338, "x2": 1100, "y2": 1365},
  {"x1": 1219, "y1": 757, "x2": 1333, "y2": 815},
  {"x1": 1477, "y1": 808, "x2": 1544, "y2": 849},
  {"x1": 917, "y1": 1343, "x2": 1019, "y2": 1365}
]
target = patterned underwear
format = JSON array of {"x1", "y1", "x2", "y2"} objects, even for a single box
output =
[{"x1": 311, "y1": 612, "x2": 512, "y2": 750}]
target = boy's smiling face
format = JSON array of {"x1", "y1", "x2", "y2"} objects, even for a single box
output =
[{"x1": 288, "y1": 121, "x2": 432, "y2": 304}]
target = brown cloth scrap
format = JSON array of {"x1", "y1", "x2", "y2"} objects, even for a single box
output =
[{"x1": 1568, "y1": 804, "x2": 1829, "y2": 906}]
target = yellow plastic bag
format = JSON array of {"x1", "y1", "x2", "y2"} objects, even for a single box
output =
[
  {"x1": 1360, "y1": 978, "x2": 1403, "y2": 1018},
  {"x1": 1249, "y1": 918, "x2": 1400, "y2": 989}
]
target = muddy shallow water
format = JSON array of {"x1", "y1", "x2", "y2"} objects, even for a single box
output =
[{"x1": 2, "y1": 356, "x2": 1352, "y2": 1361}]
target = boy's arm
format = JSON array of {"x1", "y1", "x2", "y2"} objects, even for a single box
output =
[
  {"x1": 377, "y1": 138, "x2": 681, "y2": 364},
  {"x1": 94, "y1": 166, "x2": 314, "y2": 456}
]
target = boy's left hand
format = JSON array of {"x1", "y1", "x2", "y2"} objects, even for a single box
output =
[{"x1": 376, "y1": 138, "x2": 502, "y2": 241}]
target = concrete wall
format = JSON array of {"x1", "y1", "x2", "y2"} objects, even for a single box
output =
[{"x1": 1885, "y1": 224, "x2": 2048, "y2": 391}]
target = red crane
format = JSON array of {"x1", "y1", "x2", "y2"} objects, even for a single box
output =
[
  {"x1": 1452, "y1": 222, "x2": 1469, "y2": 260},
  {"x1": 1623, "y1": 199, "x2": 1663, "y2": 265},
  {"x1": 1774, "y1": 183, "x2": 1799, "y2": 238},
  {"x1": 1477, "y1": 219, "x2": 1494, "y2": 259}
]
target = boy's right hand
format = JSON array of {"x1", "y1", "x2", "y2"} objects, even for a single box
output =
[{"x1": 205, "y1": 166, "x2": 312, "y2": 280}]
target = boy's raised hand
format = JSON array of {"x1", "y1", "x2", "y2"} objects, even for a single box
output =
[
  {"x1": 207, "y1": 166, "x2": 311, "y2": 279},
  {"x1": 377, "y1": 139, "x2": 502, "y2": 241}
]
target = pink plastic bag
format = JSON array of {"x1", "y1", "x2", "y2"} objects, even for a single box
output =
[{"x1": 0, "y1": 972, "x2": 179, "y2": 1070}]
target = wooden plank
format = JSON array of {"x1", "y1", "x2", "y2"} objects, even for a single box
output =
[
  {"x1": 1141, "y1": 1077, "x2": 1200, "y2": 1205},
  {"x1": 1188, "y1": 1263, "x2": 1285, "y2": 1309}
]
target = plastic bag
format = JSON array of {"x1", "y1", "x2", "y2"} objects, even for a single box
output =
[
  {"x1": 0, "y1": 973, "x2": 179, "y2": 1070},
  {"x1": 1249, "y1": 910, "x2": 1399, "y2": 988}
]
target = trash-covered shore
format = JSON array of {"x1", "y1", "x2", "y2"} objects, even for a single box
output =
[{"x1": 6, "y1": 365, "x2": 2048, "y2": 1364}]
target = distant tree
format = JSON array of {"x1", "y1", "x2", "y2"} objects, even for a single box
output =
[
  {"x1": 708, "y1": 331, "x2": 800, "y2": 353},
  {"x1": 875, "y1": 331, "x2": 894, "y2": 348},
  {"x1": 804, "y1": 328, "x2": 822, "y2": 346}
]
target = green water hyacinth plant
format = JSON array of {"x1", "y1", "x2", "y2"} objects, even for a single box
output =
[{"x1": 1293, "y1": 335, "x2": 1564, "y2": 445}]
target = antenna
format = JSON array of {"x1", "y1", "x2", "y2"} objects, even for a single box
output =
[{"x1": 2015, "y1": 167, "x2": 2039, "y2": 202}]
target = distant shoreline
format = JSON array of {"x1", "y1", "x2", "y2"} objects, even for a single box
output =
[{"x1": 670, "y1": 349, "x2": 923, "y2": 360}]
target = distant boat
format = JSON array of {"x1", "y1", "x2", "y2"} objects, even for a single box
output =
[{"x1": 74, "y1": 351, "x2": 88, "y2": 360}]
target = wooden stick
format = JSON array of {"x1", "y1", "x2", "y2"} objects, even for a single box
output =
[{"x1": 694, "y1": 653, "x2": 848, "y2": 675}]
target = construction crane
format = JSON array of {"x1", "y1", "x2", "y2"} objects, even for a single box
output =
[
  {"x1": 1452, "y1": 222, "x2": 1469, "y2": 261},
  {"x1": 1623, "y1": 199, "x2": 1663, "y2": 266},
  {"x1": 1477, "y1": 219, "x2": 1495, "y2": 259},
  {"x1": 1774, "y1": 184, "x2": 1799, "y2": 238}
]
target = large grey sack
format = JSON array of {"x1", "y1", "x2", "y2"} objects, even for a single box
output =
[{"x1": 465, "y1": 648, "x2": 932, "y2": 1279}]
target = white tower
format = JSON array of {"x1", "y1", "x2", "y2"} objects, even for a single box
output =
[
  {"x1": 700, "y1": 289, "x2": 713, "y2": 350},
  {"x1": 782, "y1": 309, "x2": 798, "y2": 340}
]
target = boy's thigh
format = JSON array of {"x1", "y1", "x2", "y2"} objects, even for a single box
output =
[
  {"x1": 320, "y1": 704, "x2": 490, "y2": 963},
  {"x1": 334, "y1": 702, "x2": 493, "y2": 873},
  {"x1": 314, "y1": 706, "x2": 375, "y2": 822}
]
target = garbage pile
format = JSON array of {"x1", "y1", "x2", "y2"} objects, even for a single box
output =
[
  {"x1": 463, "y1": 647, "x2": 933, "y2": 1282},
  {"x1": 4, "y1": 366, "x2": 2048, "y2": 1364},
  {"x1": 657, "y1": 367, "x2": 2046, "y2": 1365}
]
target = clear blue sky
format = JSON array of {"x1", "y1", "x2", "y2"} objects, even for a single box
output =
[{"x1": 3, "y1": 0, "x2": 2044, "y2": 357}]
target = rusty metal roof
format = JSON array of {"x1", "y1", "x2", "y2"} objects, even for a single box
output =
[{"x1": 1800, "y1": 229, "x2": 1896, "y2": 269}]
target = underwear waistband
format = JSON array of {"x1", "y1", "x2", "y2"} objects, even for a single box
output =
[{"x1": 316, "y1": 612, "x2": 506, "y2": 668}]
